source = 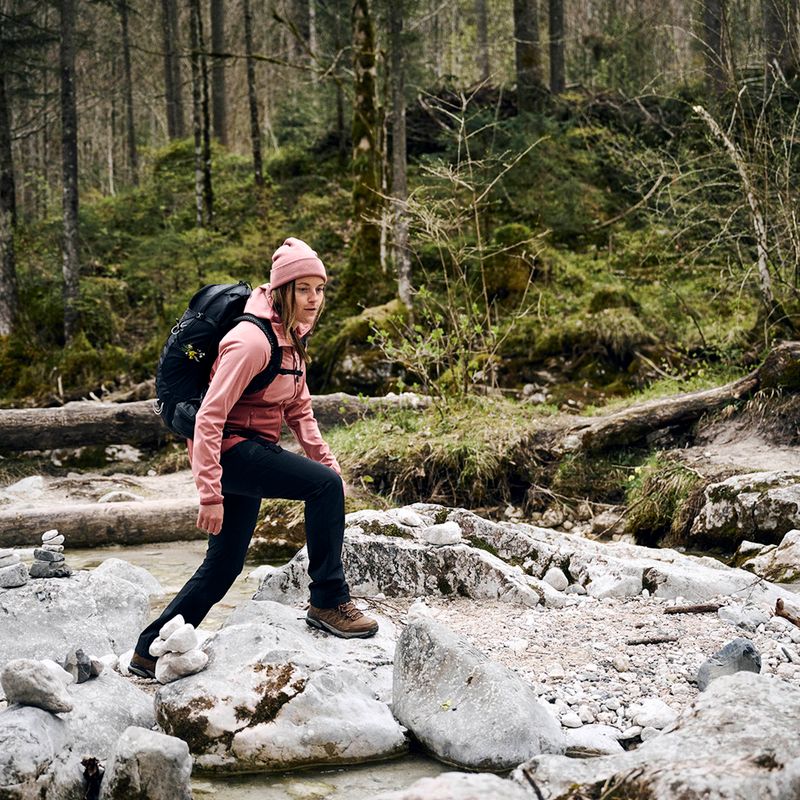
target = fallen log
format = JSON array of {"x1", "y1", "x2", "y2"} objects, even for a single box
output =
[
  {"x1": 565, "y1": 341, "x2": 800, "y2": 454},
  {"x1": 0, "y1": 499, "x2": 203, "y2": 548},
  {"x1": 0, "y1": 392, "x2": 430, "y2": 452}
]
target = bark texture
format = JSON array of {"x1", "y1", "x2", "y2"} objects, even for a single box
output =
[
  {"x1": 513, "y1": 0, "x2": 543, "y2": 113},
  {"x1": 243, "y1": 0, "x2": 263, "y2": 185},
  {"x1": 210, "y1": 0, "x2": 228, "y2": 145},
  {"x1": 0, "y1": 55, "x2": 18, "y2": 336},
  {"x1": 548, "y1": 0, "x2": 565, "y2": 94}
]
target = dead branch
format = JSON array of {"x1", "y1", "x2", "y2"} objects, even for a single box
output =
[{"x1": 664, "y1": 603, "x2": 723, "y2": 615}]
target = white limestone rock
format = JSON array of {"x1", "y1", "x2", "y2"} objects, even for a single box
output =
[
  {"x1": 512, "y1": 672, "x2": 800, "y2": 800},
  {"x1": 155, "y1": 649, "x2": 208, "y2": 684},
  {"x1": 0, "y1": 561, "x2": 29, "y2": 589},
  {"x1": 743, "y1": 529, "x2": 800, "y2": 583},
  {"x1": 691, "y1": 471, "x2": 800, "y2": 548},
  {"x1": 162, "y1": 622, "x2": 199, "y2": 655},
  {"x1": 420, "y1": 521, "x2": 462, "y2": 546},
  {"x1": 154, "y1": 599, "x2": 406, "y2": 772},
  {"x1": 100, "y1": 726, "x2": 192, "y2": 800},
  {"x1": 0, "y1": 669, "x2": 154, "y2": 798},
  {"x1": 159, "y1": 614, "x2": 186, "y2": 641},
  {"x1": 543, "y1": 567, "x2": 569, "y2": 592},
  {"x1": 631, "y1": 697, "x2": 678, "y2": 730},
  {"x1": 92, "y1": 557, "x2": 163, "y2": 598},
  {"x1": 0, "y1": 566, "x2": 152, "y2": 670},
  {"x1": 97, "y1": 490, "x2": 145, "y2": 504},
  {"x1": 256, "y1": 528, "x2": 546, "y2": 609},
  {"x1": 392, "y1": 619, "x2": 563, "y2": 770},
  {"x1": 564, "y1": 725, "x2": 625, "y2": 757},
  {"x1": 1, "y1": 658, "x2": 73, "y2": 713}
]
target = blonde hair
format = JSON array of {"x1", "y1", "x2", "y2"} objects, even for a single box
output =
[{"x1": 271, "y1": 280, "x2": 324, "y2": 364}]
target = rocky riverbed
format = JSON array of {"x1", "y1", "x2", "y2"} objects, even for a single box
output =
[{"x1": 1, "y1": 502, "x2": 800, "y2": 799}]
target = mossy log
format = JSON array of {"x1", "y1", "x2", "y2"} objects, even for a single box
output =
[
  {"x1": 566, "y1": 341, "x2": 800, "y2": 454},
  {"x1": 0, "y1": 392, "x2": 429, "y2": 452},
  {"x1": 0, "y1": 499, "x2": 202, "y2": 548}
]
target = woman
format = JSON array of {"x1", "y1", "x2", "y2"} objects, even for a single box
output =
[{"x1": 130, "y1": 237, "x2": 377, "y2": 679}]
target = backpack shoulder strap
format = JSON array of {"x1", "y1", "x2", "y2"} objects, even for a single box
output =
[{"x1": 233, "y1": 314, "x2": 303, "y2": 394}]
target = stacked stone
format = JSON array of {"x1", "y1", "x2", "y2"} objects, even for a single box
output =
[
  {"x1": 30, "y1": 529, "x2": 72, "y2": 579},
  {"x1": 149, "y1": 615, "x2": 209, "y2": 684},
  {"x1": 0, "y1": 548, "x2": 29, "y2": 588}
]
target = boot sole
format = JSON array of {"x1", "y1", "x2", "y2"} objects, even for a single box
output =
[
  {"x1": 305, "y1": 616, "x2": 379, "y2": 639},
  {"x1": 128, "y1": 662, "x2": 156, "y2": 679}
]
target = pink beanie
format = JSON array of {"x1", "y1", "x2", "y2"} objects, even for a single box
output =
[{"x1": 270, "y1": 237, "x2": 327, "y2": 289}]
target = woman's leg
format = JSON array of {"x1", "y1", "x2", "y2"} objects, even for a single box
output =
[
  {"x1": 133, "y1": 490, "x2": 260, "y2": 659},
  {"x1": 221, "y1": 439, "x2": 351, "y2": 608}
]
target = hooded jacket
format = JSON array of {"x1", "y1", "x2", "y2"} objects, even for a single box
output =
[{"x1": 189, "y1": 283, "x2": 341, "y2": 505}]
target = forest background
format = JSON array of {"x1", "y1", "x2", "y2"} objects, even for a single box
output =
[{"x1": 1, "y1": 0, "x2": 799, "y2": 518}]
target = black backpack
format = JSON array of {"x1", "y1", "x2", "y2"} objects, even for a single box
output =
[{"x1": 154, "y1": 281, "x2": 302, "y2": 439}]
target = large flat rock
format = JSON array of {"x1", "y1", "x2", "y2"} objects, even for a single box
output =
[
  {"x1": 393, "y1": 620, "x2": 564, "y2": 770},
  {"x1": 155, "y1": 599, "x2": 407, "y2": 772},
  {"x1": 511, "y1": 672, "x2": 800, "y2": 800},
  {"x1": 0, "y1": 563, "x2": 156, "y2": 670}
]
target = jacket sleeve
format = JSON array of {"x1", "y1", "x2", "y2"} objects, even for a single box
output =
[
  {"x1": 191, "y1": 334, "x2": 269, "y2": 505},
  {"x1": 283, "y1": 379, "x2": 342, "y2": 476}
]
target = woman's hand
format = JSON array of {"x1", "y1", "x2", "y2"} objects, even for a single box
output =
[{"x1": 197, "y1": 503, "x2": 224, "y2": 535}]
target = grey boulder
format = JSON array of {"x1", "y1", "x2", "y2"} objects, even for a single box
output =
[
  {"x1": 512, "y1": 672, "x2": 800, "y2": 800},
  {"x1": 155, "y1": 599, "x2": 406, "y2": 772},
  {"x1": 0, "y1": 562, "x2": 29, "y2": 589},
  {"x1": 392, "y1": 620, "x2": 564, "y2": 770},
  {"x1": 0, "y1": 564, "x2": 153, "y2": 669},
  {"x1": 696, "y1": 638, "x2": 761, "y2": 691},
  {"x1": 0, "y1": 659, "x2": 73, "y2": 714},
  {"x1": 743, "y1": 529, "x2": 800, "y2": 583},
  {"x1": 0, "y1": 670, "x2": 155, "y2": 799},
  {"x1": 100, "y1": 726, "x2": 192, "y2": 800}
]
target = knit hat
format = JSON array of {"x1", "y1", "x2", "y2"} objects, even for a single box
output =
[{"x1": 269, "y1": 237, "x2": 327, "y2": 289}]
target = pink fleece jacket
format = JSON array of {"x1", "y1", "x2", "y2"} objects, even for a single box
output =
[{"x1": 188, "y1": 283, "x2": 341, "y2": 505}]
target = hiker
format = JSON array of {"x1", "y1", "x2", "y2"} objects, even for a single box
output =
[{"x1": 129, "y1": 238, "x2": 378, "y2": 679}]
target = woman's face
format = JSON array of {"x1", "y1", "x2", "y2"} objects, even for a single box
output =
[{"x1": 294, "y1": 277, "x2": 326, "y2": 326}]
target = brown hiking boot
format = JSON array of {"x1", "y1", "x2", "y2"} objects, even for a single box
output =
[
  {"x1": 129, "y1": 652, "x2": 157, "y2": 679},
  {"x1": 306, "y1": 600, "x2": 379, "y2": 639}
]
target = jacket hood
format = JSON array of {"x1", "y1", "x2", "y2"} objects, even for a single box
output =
[{"x1": 243, "y1": 283, "x2": 314, "y2": 343}]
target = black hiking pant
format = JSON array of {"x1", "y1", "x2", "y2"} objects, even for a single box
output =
[{"x1": 134, "y1": 438, "x2": 349, "y2": 659}]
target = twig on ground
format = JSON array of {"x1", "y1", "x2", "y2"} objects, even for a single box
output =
[
  {"x1": 664, "y1": 603, "x2": 723, "y2": 615},
  {"x1": 625, "y1": 634, "x2": 680, "y2": 645}
]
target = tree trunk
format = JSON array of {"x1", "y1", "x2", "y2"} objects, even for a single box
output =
[
  {"x1": 60, "y1": 0, "x2": 80, "y2": 343},
  {"x1": 513, "y1": 0, "x2": 543, "y2": 113},
  {"x1": 334, "y1": 0, "x2": 347, "y2": 164},
  {"x1": 341, "y1": 0, "x2": 382, "y2": 311},
  {"x1": 189, "y1": 0, "x2": 206, "y2": 226},
  {"x1": 210, "y1": 0, "x2": 227, "y2": 145},
  {"x1": 161, "y1": 0, "x2": 185, "y2": 138},
  {"x1": 0, "y1": 58, "x2": 18, "y2": 337},
  {"x1": 199, "y1": 0, "x2": 214, "y2": 224},
  {"x1": 0, "y1": 500, "x2": 203, "y2": 548},
  {"x1": 566, "y1": 341, "x2": 800, "y2": 453},
  {"x1": 293, "y1": 0, "x2": 311, "y2": 59},
  {"x1": 764, "y1": 0, "x2": 799, "y2": 91},
  {"x1": 548, "y1": 0, "x2": 565, "y2": 94},
  {"x1": 0, "y1": 393, "x2": 430, "y2": 452},
  {"x1": 243, "y1": 0, "x2": 263, "y2": 186},
  {"x1": 701, "y1": 0, "x2": 728, "y2": 97},
  {"x1": 475, "y1": 0, "x2": 490, "y2": 81},
  {"x1": 119, "y1": 0, "x2": 139, "y2": 184},
  {"x1": 389, "y1": 0, "x2": 411, "y2": 309}
]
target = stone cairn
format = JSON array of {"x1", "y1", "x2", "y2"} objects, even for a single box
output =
[
  {"x1": 30, "y1": 529, "x2": 72, "y2": 579},
  {"x1": 148, "y1": 615, "x2": 209, "y2": 684},
  {"x1": 0, "y1": 547, "x2": 29, "y2": 589}
]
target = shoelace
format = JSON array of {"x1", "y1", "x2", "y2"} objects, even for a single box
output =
[{"x1": 337, "y1": 601, "x2": 364, "y2": 620}]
